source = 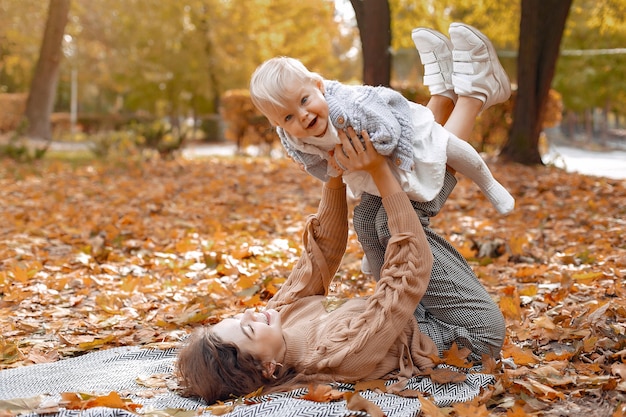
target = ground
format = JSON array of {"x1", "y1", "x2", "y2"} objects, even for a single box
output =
[{"x1": 0, "y1": 152, "x2": 625, "y2": 416}]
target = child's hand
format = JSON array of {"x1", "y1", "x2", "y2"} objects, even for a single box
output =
[{"x1": 334, "y1": 127, "x2": 386, "y2": 174}]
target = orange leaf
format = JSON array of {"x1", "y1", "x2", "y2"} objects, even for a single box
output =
[
  {"x1": 480, "y1": 354, "x2": 498, "y2": 374},
  {"x1": 12, "y1": 265, "x2": 29, "y2": 283},
  {"x1": 440, "y1": 342, "x2": 473, "y2": 368},
  {"x1": 354, "y1": 379, "x2": 387, "y2": 393},
  {"x1": 424, "y1": 367, "x2": 467, "y2": 384},
  {"x1": 416, "y1": 393, "x2": 447, "y2": 417},
  {"x1": 207, "y1": 404, "x2": 235, "y2": 415},
  {"x1": 506, "y1": 403, "x2": 530, "y2": 416},
  {"x1": 452, "y1": 400, "x2": 489, "y2": 417},
  {"x1": 61, "y1": 392, "x2": 141, "y2": 412},
  {"x1": 85, "y1": 392, "x2": 141, "y2": 411},
  {"x1": 501, "y1": 344, "x2": 539, "y2": 366},
  {"x1": 344, "y1": 392, "x2": 385, "y2": 417},
  {"x1": 499, "y1": 286, "x2": 522, "y2": 322},
  {"x1": 300, "y1": 384, "x2": 333, "y2": 402}
]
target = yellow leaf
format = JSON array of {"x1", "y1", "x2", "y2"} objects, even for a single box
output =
[
  {"x1": 237, "y1": 274, "x2": 258, "y2": 290},
  {"x1": 572, "y1": 271, "x2": 604, "y2": 284},
  {"x1": 12, "y1": 265, "x2": 29, "y2": 283}
]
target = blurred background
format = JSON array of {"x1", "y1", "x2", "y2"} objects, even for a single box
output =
[{"x1": 0, "y1": 0, "x2": 624, "y2": 172}]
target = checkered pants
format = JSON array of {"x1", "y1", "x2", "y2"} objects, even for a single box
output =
[{"x1": 353, "y1": 172, "x2": 505, "y2": 361}]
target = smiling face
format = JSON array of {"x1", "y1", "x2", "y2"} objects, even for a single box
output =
[
  {"x1": 263, "y1": 80, "x2": 329, "y2": 139},
  {"x1": 211, "y1": 308, "x2": 286, "y2": 365}
]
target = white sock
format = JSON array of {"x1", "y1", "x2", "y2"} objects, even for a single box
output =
[{"x1": 446, "y1": 135, "x2": 515, "y2": 214}]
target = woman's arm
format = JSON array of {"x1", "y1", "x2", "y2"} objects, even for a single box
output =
[
  {"x1": 315, "y1": 128, "x2": 436, "y2": 372},
  {"x1": 266, "y1": 174, "x2": 348, "y2": 309}
]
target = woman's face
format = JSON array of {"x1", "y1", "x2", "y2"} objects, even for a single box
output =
[{"x1": 212, "y1": 308, "x2": 285, "y2": 364}]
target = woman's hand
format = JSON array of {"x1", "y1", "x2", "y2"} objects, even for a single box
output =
[
  {"x1": 334, "y1": 127, "x2": 402, "y2": 198},
  {"x1": 333, "y1": 127, "x2": 386, "y2": 175}
]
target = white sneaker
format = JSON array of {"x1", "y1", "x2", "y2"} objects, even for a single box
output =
[
  {"x1": 361, "y1": 255, "x2": 373, "y2": 275},
  {"x1": 411, "y1": 28, "x2": 457, "y2": 102},
  {"x1": 449, "y1": 23, "x2": 511, "y2": 111}
]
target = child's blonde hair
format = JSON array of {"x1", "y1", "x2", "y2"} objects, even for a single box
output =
[{"x1": 249, "y1": 56, "x2": 324, "y2": 117}]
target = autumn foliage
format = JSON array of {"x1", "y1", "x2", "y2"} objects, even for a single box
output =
[{"x1": 1, "y1": 153, "x2": 625, "y2": 415}]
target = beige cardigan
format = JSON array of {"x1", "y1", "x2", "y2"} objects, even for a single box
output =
[{"x1": 266, "y1": 182, "x2": 437, "y2": 382}]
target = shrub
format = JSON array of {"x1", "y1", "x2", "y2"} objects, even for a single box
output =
[
  {"x1": 219, "y1": 89, "x2": 278, "y2": 155},
  {"x1": 0, "y1": 94, "x2": 27, "y2": 132}
]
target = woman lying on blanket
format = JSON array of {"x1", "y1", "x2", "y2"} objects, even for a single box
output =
[{"x1": 176, "y1": 128, "x2": 505, "y2": 404}]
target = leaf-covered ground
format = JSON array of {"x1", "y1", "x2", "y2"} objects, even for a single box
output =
[{"x1": 1, "y1": 154, "x2": 625, "y2": 416}]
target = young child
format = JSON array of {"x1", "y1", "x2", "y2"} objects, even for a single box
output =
[{"x1": 250, "y1": 23, "x2": 514, "y2": 277}]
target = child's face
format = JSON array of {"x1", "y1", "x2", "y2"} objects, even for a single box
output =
[{"x1": 265, "y1": 80, "x2": 329, "y2": 139}]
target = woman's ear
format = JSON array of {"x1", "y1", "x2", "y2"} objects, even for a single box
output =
[{"x1": 262, "y1": 361, "x2": 276, "y2": 379}]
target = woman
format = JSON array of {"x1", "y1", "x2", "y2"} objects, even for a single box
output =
[{"x1": 176, "y1": 128, "x2": 505, "y2": 404}]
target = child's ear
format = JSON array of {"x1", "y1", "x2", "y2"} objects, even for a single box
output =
[{"x1": 316, "y1": 79, "x2": 325, "y2": 93}]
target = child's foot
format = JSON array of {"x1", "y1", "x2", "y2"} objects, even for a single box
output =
[
  {"x1": 448, "y1": 23, "x2": 511, "y2": 111},
  {"x1": 411, "y1": 27, "x2": 457, "y2": 102},
  {"x1": 482, "y1": 181, "x2": 515, "y2": 214}
]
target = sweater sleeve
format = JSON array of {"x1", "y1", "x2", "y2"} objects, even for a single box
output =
[
  {"x1": 327, "y1": 83, "x2": 413, "y2": 155},
  {"x1": 266, "y1": 182, "x2": 348, "y2": 309},
  {"x1": 278, "y1": 128, "x2": 331, "y2": 182},
  {"x1": 313, "y1": 191, "x2": 437, "y2": 373}
]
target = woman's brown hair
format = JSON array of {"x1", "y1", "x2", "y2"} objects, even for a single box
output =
[{"x1": 176, "y1": 327, "x2": 296, "y2": 404}]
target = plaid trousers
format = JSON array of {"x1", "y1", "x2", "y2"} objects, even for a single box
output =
[{"x1": 353, "y1": 172, "x2": 505, "y2": 361}]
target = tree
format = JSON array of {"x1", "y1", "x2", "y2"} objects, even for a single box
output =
[
  {"x1": 350, "y1": 0, "x2": 391, "y2": 86},
  {"x1": 23, "y1": 0, "x2": 70, "y2": 141},
  {"x1": 500, "y1": 0, "x2": 572, "y2": 164}
]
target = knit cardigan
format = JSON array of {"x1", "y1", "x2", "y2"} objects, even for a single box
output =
[
  {"x1": 265, "y1": 182, "x2": 438, "y2": 381},
  {"x1": 278, "y1": 80, "x2": 417, "y2": 183}
]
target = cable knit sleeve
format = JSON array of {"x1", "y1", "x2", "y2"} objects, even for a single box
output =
[
  {"x1": 310, "y1": 191, "x2": 437, "y2": 375},
  {"x1": 327, "y1": 83, "x2": 416, "y2": 173},
  {"x1": 278, "y1": 128, "x2": 330, "y2": 182},
  {"x1": 266, "y1": 182, "x2": 348, "y2": 309}
]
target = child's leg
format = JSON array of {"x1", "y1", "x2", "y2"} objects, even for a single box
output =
[
  {"x1": 441, "y1": 24, "x2": 514, "y2": 213},
  {"x1": 447, "y1": 133, "x2": 515, "y2": 214},
  {"x1": 412, "y1": 27, "x2": 456, "y2": 125},
  {"x1": 449, "y1": 22, "x2": 511, "y2": 112},
  {"x1": 427, "y1": 96, "x2": 455, "y2": 126}
]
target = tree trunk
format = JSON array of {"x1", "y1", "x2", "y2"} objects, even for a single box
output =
[
  {"x1": 350, "y1": 0, "x2": 391, "y2": 87},
  {"x1": 24, "y1": 0, "x2": 71, "y2": 141},
  {"x1": 500, "y1": 0, "x2": 572, "y2": 165}
]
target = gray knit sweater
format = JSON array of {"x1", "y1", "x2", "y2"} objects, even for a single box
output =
[{"x1": 278, "y1": 80, "x2": 416, "y2": 182}]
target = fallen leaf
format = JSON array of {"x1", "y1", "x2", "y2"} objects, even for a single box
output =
[
  {"x1": 416, "y1": 392, "x2": 448, "y2": 417},
  {"x1": 344, "y1": 392, "x2": 385, "y2": 417},
  {"x1": 354, "y1": 379, "x2": 387, "y2": 393},
  {"x1": 424, "y1": 367, "x2": 467, "y2": 384}
]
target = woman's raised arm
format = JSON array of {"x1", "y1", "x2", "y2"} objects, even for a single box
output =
[{"x1": 266, "y1": 173, "x2": 348, "y2": 308}]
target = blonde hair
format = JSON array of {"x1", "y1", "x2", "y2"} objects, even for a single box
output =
[{"x1": 249, "y1": 56, "x2": 324, "y2": 117}]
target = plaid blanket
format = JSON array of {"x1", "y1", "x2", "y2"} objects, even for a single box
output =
[{"x1": 0, "y1": 346, "x2": 495, "y2": 417}]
